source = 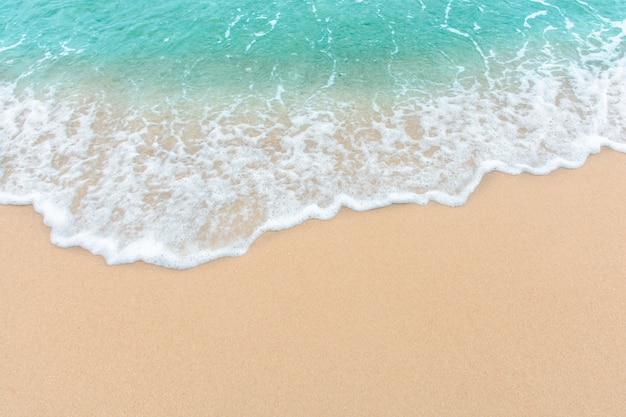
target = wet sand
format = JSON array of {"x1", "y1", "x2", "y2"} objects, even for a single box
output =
[{"x1": 1, "y1": 148, "x2": 625, "y2": 416}]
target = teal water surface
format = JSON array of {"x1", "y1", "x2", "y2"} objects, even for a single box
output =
[{"x1": 1, "y1": 0, "x2": 626, "y2": 267}]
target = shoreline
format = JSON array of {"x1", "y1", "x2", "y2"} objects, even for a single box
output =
[{"x1": 2, "y1": 148, "x2": 626, "y2": 416}]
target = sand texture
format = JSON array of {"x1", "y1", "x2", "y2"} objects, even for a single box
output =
[{"x1": 1, "y1": 149, "x2": 626, "y2": 416}]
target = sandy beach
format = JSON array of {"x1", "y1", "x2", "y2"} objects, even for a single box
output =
[{"x1": 1, "y1": 148, "x2": 625, "y2": 416}]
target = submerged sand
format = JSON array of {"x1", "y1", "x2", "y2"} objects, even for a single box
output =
[{"x1": 1, "y1": 149, "x2": 625, "y2": 416}]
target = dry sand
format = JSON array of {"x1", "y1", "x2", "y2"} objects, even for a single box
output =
[{"x1": 1, "y1": 148, "x2": 625, "y2": 416}]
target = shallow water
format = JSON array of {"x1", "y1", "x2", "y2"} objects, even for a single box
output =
[{"x1": 1, "y1": 0, "x2": 626, "y2": 268}]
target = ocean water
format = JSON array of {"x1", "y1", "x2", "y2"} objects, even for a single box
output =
[{"x1": 1, "y1": 0, "x2": 626, "y2": 268}]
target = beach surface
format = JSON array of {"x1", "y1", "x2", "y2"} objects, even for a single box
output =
[{"x1": 1, "y1": 148, "x2": 625, "y2": 416}]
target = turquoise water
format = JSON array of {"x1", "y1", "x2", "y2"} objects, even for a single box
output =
[{"x1": 1, "y1": 0, "x2": 626, "y2": 267}]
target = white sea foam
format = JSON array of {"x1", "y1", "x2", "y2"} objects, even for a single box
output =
[{"x1": 2, "y1": 43, "x2": 626, "y2": 268}]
